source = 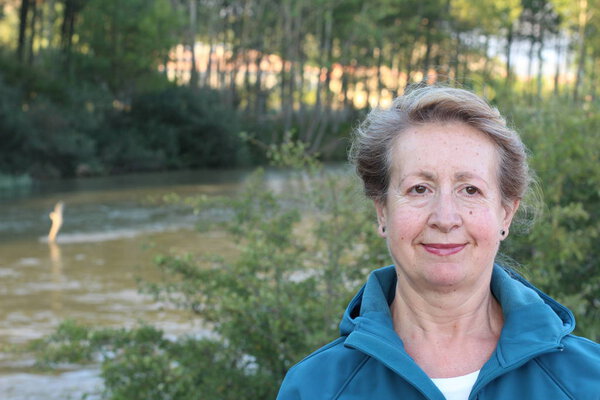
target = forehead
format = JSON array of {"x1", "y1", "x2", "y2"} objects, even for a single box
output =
[{"x1": 389, "y1": 121, "x2": 500, "y2": 180}]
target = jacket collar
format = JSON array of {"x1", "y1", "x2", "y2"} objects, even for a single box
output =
[
  {"x1": 340, "y1": 266, "x2": 442, "y2": 399},
  {"x1": 339, "y1": 265, "x2": 574, "y2": 395},
  {"x1": 489, "y1": 266, "x2": 574, "y2": 366}
]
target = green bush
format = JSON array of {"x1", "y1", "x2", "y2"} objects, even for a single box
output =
[
  {"x1": 0, "y1": 72, "x2": 100, "y2": 178},
  {"x1": 0, "y1": 60, "x2": 250, "y2": 177},
  {"x1": 29, "y1": 320, "x2": 263, "y2": 399},
  {"x1": 498, "y1": 96, "x2": 600, "y2": 341},
  {"x1": 95, "y1": 87, "x2": 249, "y2": 172}
]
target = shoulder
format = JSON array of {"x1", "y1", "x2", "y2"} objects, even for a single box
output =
[
  {"x1": 277, "y1": 337, "x2": 369, "y2": 400},
  {"x1": 535, "y1": 334, "x2": 600, "y2": 399}
]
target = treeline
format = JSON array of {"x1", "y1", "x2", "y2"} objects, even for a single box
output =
[
  {"x1": 1, "y1": 0, "x2": 600, "y2": 178},
  {"x1": 1, "y1": 0, "x2": 251, "y2": 178}
]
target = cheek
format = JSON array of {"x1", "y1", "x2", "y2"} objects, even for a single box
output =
[
  {"x1": 388, "y1": 208, "x2": 425, "y2": 240},
  {"x1": 465, "y1": 208, "x2": 501, "y2": 241}
]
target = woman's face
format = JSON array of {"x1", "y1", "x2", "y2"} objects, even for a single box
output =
[{"x1": 375, "y1": 121, "x2": 519, "y2": 292}]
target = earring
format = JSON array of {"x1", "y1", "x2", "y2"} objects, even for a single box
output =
[
  {"x1": 501, "y1": 230, "x2": 506, "y2": 236},
  {"x1": 382, "y1": 226, "x2": 386, "y2": 233}
]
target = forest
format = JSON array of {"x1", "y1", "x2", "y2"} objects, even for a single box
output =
[
  {"x1": 1, "y1": 0, "x2": 600, "y2": 181},
  {"x1": 2, "y1": 1, "x2": 600, "y2": 399}
]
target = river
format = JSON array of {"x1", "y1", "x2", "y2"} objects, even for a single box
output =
[{"x1": 0, "y1": 169, "x2": 256, "y2": 399}]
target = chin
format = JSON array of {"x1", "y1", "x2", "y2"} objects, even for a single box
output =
[{"x1": 422, "y1": 263, "x2": 470, "y2": 288}]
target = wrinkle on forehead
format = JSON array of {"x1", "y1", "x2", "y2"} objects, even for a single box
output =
[{"x1": 390, "y1": 123, "x2": 500, "y2": 176}]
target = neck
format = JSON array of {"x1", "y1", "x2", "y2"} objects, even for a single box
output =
[
  {"x1": 391, "y1": 271, "x2": 503, "y2": 342},
  {"x1": 390, "y1": 270, "x2": 504, "y2": 377}
]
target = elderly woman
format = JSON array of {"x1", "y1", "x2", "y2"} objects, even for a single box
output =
[{"x1": 277, "y1": 86, "x2": 600, "y2": 400}]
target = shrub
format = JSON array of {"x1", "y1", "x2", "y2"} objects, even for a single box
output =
[
  {"x1": 97, "y1": 87, "x2": 249, "y2": 172},
  {"x1": 499, "y1": 96, "x2": 600, "y2": 341}
]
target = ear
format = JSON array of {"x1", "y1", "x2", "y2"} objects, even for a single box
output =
[
  {"x1": 501, "y1": 199, "x2": 520, "y2": 240},
  {"x1": 374, "y1": 199, "x2": 387, "y2": 238}
]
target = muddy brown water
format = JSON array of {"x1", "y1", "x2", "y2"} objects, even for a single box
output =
[{"x1": 0, "y1": 169, "x2": 257, "y2": 399}]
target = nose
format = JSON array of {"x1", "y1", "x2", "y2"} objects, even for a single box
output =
[{"x1": 427, "y1": 191, "x2": 462, "y2": 233}]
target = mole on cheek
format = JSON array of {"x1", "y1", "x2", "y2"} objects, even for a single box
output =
[{"x1": 469, "y1": 211, "x2": 473, "y2": 215}]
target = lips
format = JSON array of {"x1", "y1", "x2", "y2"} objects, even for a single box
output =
[{"x1": 422, "y1": 243, "x2": 466, "y2": 256}]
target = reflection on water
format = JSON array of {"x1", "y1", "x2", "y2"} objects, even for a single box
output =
[
  {"x1": 0, "y1": 169, "x2": 253, "y2": 399},
  {"x1": 49, "y1": 241, "x2": 64, "y2": 315}
]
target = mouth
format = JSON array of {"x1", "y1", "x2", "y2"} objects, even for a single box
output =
[{"x1": 421, "y1": 243, "x2": 466, "y2": 256}]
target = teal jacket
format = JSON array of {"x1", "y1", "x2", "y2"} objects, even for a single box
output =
[{"x1": 277, "y1": 265, "x2": 600, "y2": 399}]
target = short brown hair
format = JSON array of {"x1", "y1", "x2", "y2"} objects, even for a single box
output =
[{"x1": 349, "y1": 85, "x2": 532, "y2": 208}]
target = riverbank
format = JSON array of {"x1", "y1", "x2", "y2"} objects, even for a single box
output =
[{"x1": 0, "y1": 169, "x2": 250, "y2": 398}]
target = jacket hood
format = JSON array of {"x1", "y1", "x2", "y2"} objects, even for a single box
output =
[{"x1": 339, "y1": 264, "x2": 575, "y2": 365}]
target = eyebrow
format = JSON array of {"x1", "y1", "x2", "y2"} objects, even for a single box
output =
[
  {"x1": 454, "y1": 172, "x2": 483, "y2": 181},
  {"x1": 397, "y1": 170, "x2": 436, "y2": 187},
  {"x1": 398, "y1": 171, "x2": 486, "y2": 185}
]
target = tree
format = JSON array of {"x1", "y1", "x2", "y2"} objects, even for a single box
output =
[
  {"x1": 16, "y1": 0, "x2": 30, "y2": 62},
  {"x1": 450, "y1": 0, "x2": 522, "y2": 85},
  {"x1": 60, "y1": 0, "x2": 85, "y2": 72},
  {"x1": 76, "y1": 0, "x2": 183, "y2": 97}
]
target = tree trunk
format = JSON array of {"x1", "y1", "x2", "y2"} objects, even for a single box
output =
[
  {"x1": 217, "y1": 37, "x2": 227, "y2": 91},
  {"x1": 505, "y1": 24, "x2": 514, "y2": 86},
  {"x1": 297, "y1": 55, "x2": 307, "y2": 134},
  {"x1": 375, "y1": 46, "x2": 383, "y2": 107},
  {"x1": 364, "y1": 68, "x2": 372, "y2": 108},
  {"x1": 287, "y1": 60, "x2": 296, "y2": 131},
  {"x1": 526, "y1": 37, "x2": 535, "y2": 85},
  {"x1": 61, "y1": 0, "x2": 78, "y2": 73},
  {"x1": 249, "y1": 1, "x2": 267, "y2": 119},
  {"x1": 204, "y1": 39, "x2": 214, "y2": 87},
  {"x1": 482, "y1": 34, "x2": 491, "y2": 79},
  {"x1": 27, "y1": 0, "x2": 38, "y2": 65},
  {"x1": 228, "y1": 67, "x2": 237, "y2": 108},
  {"x1": 243, "y1": 51, "x2": 253, "y2": 114},
  {"x1": 553, "y1": 36, "x2": 561, "y2": 95},
  {"x1": 536, "y1": 26, "x2": 545, "y2": 99},
  {"x1": 423, "y1": 22, "x2": 433, "y2": 82},
  {"x1": 279, "y1": 0, "x2": 293, "y2": 137},
  {"x1": 38, "y1": 0, "x2": 45, "y2": 50},
  {"x1": 278, "y1": 60, "x2": 288, "y2": 141},
  {"x1": 590, "y1": 50, "x2": 598, "y2": 101},
  {"x1": 341, "y1": 67, "x2": 350, "y2": 110},
  {"x1": 17, "y1": 0, "x2": 30, "y2": 62},
  {"x1": 391, "y1": 48, "x2": 401, "y2": 97},
  {"x1": 451, "y1": 31, "x2": 461, "y2": 85},
  {"x1": 404, "y1": 45, "x2": 416, "y2": 89},
  {"x1": 109, "y1": 2, "x2": 119, "y2": 93},
  {"x1": 322, "y1": 11, "x2": 334, "y2": 110},
  {"x1": 188, "y1": 0, "x2": 198, "y2": 89},
  {"x1": 253, "y1": 52, "x2": 266, "y2": 118},
  {"x1": 42, "y1": 0, "x2": 56, "y2": 49},
  {"x1": 573, "y1": 0, "x2": 589, "y2": 101},
  {"x1": 461, "y1": 52, "x2": 469, "y2": 84},
  {"x1": 313, "y1": 34, "x2": 335, "y2": 153}
]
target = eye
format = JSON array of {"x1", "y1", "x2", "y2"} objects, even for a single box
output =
[
  {"x1": 464, "y1": 185, "x2": 480, "y2": 195},
  {"x1": 409, "y1": 185, "x2": 428, "y2": 194}
]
